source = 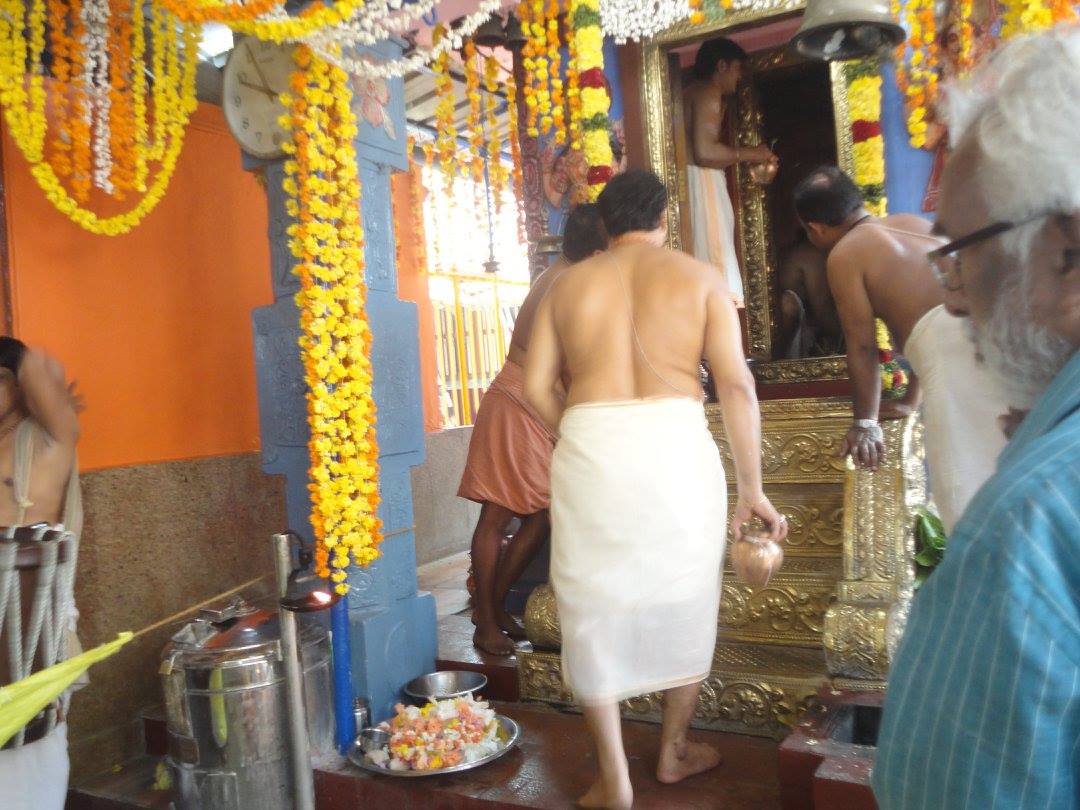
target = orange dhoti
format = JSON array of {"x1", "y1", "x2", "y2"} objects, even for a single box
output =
[{"x1": 458, "y1": 360, "x2": 557, "y2": 515}]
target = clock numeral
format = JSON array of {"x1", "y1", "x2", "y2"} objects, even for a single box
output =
[
  {"x1": 272, "y1": 133, "x2": 281, "y2": 145},
  {"x1": 242, "y1": 118, "x2": 249, "y2": 130},
  {"x1": 238, "y1": 71, "x2": 248, "y2": 83},
  {"x1": 232, "y1": 94, "x2": 240, "y2": 107},
  {"x1": 260, "y1": 41, "x2": 271, "y2": 52},
  {"x1": 255, "y1": 131, "x2": 262, "y2": 142}
]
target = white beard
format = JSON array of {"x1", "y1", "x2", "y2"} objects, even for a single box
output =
[{"x1": 970, "y1": 271, "x2": 1073, "y2": 408}]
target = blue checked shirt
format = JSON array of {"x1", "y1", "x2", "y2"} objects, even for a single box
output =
[{"x1": 873, "y1": 350, "x2": 1080, "y2": 809}]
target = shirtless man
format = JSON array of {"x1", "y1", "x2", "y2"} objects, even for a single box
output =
[
  {"x1": 525, "y1": 170, "x2": 786, "y2": 809},
  {"x1": 793, "y1": 166, "x2": 1008, "y2": 531},
  {"x1": 458, "y1": 203, "x2": 607, "y2": 656},
  {"x1": 0, "y1": 337, "x2": 82, "y2": 810},
  {"x1": 777, "y1": 233, "x2": 842, "y2": 358},
  {"x1": 684, "y1": 37, "x2": 777, "y2": 301}
]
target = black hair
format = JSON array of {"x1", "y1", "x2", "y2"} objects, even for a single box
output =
[
  {"x1": 562, "y1": 203, "x2": 607, "y2": 262},
  {"x1": 793, "y1": 166, "x2": 864, "y2": 227},
  {"x1": 0, "y1": 337, "x2": 26, "y2": 377},
  {"x1": 597, "y1": 170, "x2": 668, "y2": 238},
  {"x1": 693, "y1": 37, "x2": 749, "y2": 82}
]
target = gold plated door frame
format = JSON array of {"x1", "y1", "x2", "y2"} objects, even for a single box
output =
[{"x1": 640, "y1": 5, "x2": 856, "y2": 383}]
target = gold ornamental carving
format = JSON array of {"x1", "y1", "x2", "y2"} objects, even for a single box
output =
[{"x1": 524, "y1": 584, "x2": 561, "y2": 651}]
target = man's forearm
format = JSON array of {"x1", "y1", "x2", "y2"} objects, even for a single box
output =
[
  {"x1": 717, "y1": 379, "x2": 764, "y2": 502},
  {"x1": 847, "y1": 346, "x2": 882, "y2": 421}
]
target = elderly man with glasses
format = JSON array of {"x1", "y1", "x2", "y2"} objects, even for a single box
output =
[
  {"x1": 872, "y1": 26, "x2": 1080, "y2": 810},
  {"x1": 792, "y1": 165, "x2": 1009, "y2": 533}
]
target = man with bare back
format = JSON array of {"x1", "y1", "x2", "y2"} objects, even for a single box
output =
[
  {"x1": 684, "y1": 37, "x2": 777, "y2": 302},
  {"x1": 0, "y1": 337, "x2": 83, "y2": 810},
  {"x1": 793, "y1": 166, "x2": 1009, "y2": 531},
  {"x1": 524, "y1": 170, "x2": 787, "y2": 809},
  {"x1": 458, "y1": 203, "x2": 607, "y2": 656}
]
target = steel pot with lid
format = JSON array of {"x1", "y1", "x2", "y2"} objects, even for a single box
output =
[{"x1": 160, "y1": 596, "x2": 333, "y2": 810}]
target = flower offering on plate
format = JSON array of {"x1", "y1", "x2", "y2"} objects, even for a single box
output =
[{"x1": 364, "y1": 696, "x2": 505, "y2": 772}]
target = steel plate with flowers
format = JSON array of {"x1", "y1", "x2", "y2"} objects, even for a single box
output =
[{"x1": 347, "y1": 696, "x2": 520, "y2": 777}]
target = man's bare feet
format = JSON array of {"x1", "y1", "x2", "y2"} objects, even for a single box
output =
[
  {"x1": 576, "y1": 774, "x2": 633, "y2": 809},
  {"x1": 473, "y1": 625, "x2": 515, "y2": 656},
  {"x1": 656, "y1": 740, "x2": 722, "y2": 784},
  {"x1": 496, "y1": 609, "x2": 527, "y2": 640}
]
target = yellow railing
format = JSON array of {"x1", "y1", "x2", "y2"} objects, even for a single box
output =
[{"x1": 430, "y1": 273, "x2": 528, "y2": 428}]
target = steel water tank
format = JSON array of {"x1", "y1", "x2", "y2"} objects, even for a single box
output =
[{"x1": 160, "y1": 597, "x2": 333, "y2": 809}]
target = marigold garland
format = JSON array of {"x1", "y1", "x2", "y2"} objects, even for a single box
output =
[
  {"x1": 570, "y1": 0, "x2": 613, "y2": 200},
  {"x1": 431, "y1": 25, "x2": 458, "y2": 196},
  {"x1": 844, "y1": 61, "x2": 886, "y2": 217},
  {"x1": 505, "y1": 70, "x2": 528, "y2": 242},
  {"x1": 464, "y1": 40, "x2": 485, "y2": 185},
  {"x1": 547, "y1": 0, "x2": 566, "y2": 145},
  {"x1": 483, "y1": 56, "x2": 509, "y2": 215},
  {"x1": 0, "y1": 0, "x2": 199, "y2": 235},
  {"x1": 281, "y1": 44, "x2": 382, "y2": 590}
]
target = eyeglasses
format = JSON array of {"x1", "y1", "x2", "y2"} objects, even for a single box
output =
[{"x1": 927, "y1": 211, "x2": 1050, "y2": 291}]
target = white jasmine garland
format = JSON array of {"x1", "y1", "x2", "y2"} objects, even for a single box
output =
[
  {"x1": 81, "y1": 0, "x2": 114, "y2": 194},
  {"x1": 599, "y1": 0, "x2": 693, "y2": 43},
  {"x1": 301, "y1": 0, "x2": 506, "y2": 79}
]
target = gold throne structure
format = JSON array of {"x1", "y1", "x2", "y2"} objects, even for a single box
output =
[{"x1": 516, "y1": 2, "x2": 927, "y2": 738}]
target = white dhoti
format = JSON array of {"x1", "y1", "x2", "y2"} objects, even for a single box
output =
[
  {"x1": 0, "y1": 723, "x2": 69, "y2": 810},
  {"x1": 904, "y1": 305, "x2": 1009, "y2": 533},
  {"x1": 550, "y1": 398, "x2": 726, "y2": 706},
  {"x1": 686, "y1": 164, "x2": 744, "y2": 303}
]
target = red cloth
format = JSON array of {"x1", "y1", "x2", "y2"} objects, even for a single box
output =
[{"x1": 457, "y1": 361, "x2": 557, "y2": 515}]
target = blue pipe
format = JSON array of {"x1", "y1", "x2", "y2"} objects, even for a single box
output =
[{"x1": 330, "y1": 599, "x2": 356, "y2": 752}]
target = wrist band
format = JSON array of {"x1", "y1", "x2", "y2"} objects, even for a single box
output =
[{"x1": 854, "y1": 419, "x2": 878, "y2": 429}]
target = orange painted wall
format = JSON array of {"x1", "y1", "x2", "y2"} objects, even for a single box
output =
[
  {"x1": 2, "y1": 103, "x2": 272, "y2": 470},
  {"x1": 392, "y1": 163, "x2": 442, "y2": 433}
]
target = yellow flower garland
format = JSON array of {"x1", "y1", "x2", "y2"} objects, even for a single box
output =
[
  {"x1": 281, "y1": 45, "x2": 382, "y2": 590},
  {"x1": 570, "y1": 0, "x2": 613, "y2": 200},
  {"x1": 0, "y1": 0, "x2": 199, "y2": 235}
]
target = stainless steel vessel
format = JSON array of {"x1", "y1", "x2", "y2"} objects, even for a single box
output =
[{"x1": 160, "y1": 597, "x2": 333, "y2": 809}]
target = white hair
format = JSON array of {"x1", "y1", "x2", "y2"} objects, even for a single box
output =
[
  {"x1": 943, "y1": 26, "x2": 1080, "y2": 403},
  {"x1": 942, "y1": 25, "x2": 1080, "y2": 224}
]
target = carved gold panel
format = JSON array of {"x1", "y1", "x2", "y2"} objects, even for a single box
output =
[
  {"x1": 719, "y1": 575, "x2": 834, "y2": 646},
  {"x1": 708, "y1": 399, "x2": 853, "y2": 484},
  {"x1": 518, "y1": 646, "x2": 823, "y2": 739},
  {"x1": 641, "y1": 5, "x2": 857, "y2": 383}
]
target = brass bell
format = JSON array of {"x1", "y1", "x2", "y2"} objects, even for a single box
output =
[
  {"x1": 791, "y1": 0, "x2": 905, "y2": 61},
  {"x1": 503, "y1": 13, "x2": 528, "y2": 52},
  {"x1": 472, "y1": 14, "x2": 507, "y2": 48}
]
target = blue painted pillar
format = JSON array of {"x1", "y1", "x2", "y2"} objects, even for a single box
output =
[
  {"x1": 251, "y1": 37, "x2": 436, "y2": 736},
  {"x1": 343, "y1": 40, "x2": 437, "y2": 723}
]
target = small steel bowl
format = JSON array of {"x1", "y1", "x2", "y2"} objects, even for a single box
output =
[
  {"x1": 358, "y1": 727, "x2": 390, "y2": 753},
  {"x1": 403, "y1": 670, "x2": 488, "y2": 703}
]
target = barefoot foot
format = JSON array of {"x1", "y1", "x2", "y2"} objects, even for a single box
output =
[
  {"x1": 656, "y1": 740, "x2": 722, "y2": 784},
  {"x1": 576, "y1": 775, "x2": 633, "y2": 809},
  {"x1": 496, "y1": 609, "x2": 527, "y2": 640},
  {"x1": 472, "y1": 624, "x2": 515, "y2": 656}
]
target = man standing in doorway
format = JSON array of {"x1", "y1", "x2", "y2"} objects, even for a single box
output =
[{"x1": 684, "y1": 37, "x2": 777, "y2": 303}]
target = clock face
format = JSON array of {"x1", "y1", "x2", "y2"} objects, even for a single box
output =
[{"x1": 222, "y1": 38, "x2": 294, "y2": 159}]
